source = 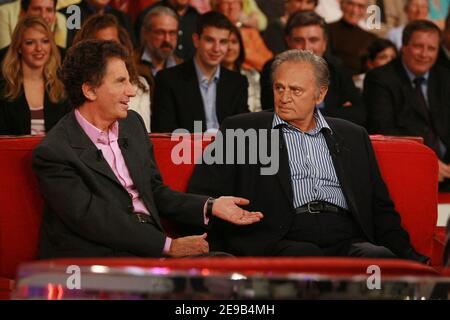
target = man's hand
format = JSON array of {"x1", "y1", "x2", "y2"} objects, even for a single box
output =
[
  {"x1": 212, "y1": 196, "x2": 263, "y2": 225},
  {"x1": 438, "y1": 160, "x2": 450, "y2": 182},
  {"x1": 167, "y1": 233, "x2": 209, "y2": 257}
]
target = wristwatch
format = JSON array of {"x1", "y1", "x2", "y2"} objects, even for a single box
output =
[{"x1": 206, "y1": 197, "x2": 215, "y2": 219}]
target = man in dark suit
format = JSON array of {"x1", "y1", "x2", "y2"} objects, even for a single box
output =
[
  {"x1": 151, "y1": 11, "x2": 249, "y2": 133},
  {"x1": 32, "y1": 40, "x2": 262, "y2": 259},
  {"x1": 260, "y1": 11, "x2": 366, "y2": 127},
  {"x1": 188, "y1": 49, "x2": 427, "y2": 262},
  {"x1": 364, "y1": 20, "x2": 450, "y2": 191}
]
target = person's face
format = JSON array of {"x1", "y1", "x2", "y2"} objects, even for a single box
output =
[
  {"x1": 86, "y1": 57, "x2": 136, "y2": 122},
  {"x1": 217, "y1": 0, "x2": 242, "y2": 24},
  {"x1": 401, "y1": 30, "x2": 439, "y2": 76},
  {"x1": 223, "y1": 32, "x2": 240, "y2": 67},
  {"x1": 367, "y1": 47, "x2": 397, "y2": 70},
  {"x1": 20, "y1": 26, "x2": 51, "y2": 70},
  {"x1": 273, "y1": 61, "x2": 327, "y2": 129},
  {"x1": 193, "y1": 27, "x2": 230, "y2": 69},
  {"x1": 27, "y1": 0, "x2": 56, "y2": 26},
  {"x1": 286, "y1": 25, "x2": 327, "y2": 57},
  {"x1": 341, "y1": 0, "x2": 367, "y2": 26},
  {"x1": 87, "y1": 0, "x2": 110, "y2": 10},
  {"x1": 405, "y1": 0, "x2": 429, "y2": 21},
  {"x1": 94, "y1": 26, "x2": 120, "y2": 42},
  {"x1": 285, "y1": 0, "x2": 317, "y2": 16},
  {"x1": 143, "y1": 15, "x2": 178, "y2": 60}
]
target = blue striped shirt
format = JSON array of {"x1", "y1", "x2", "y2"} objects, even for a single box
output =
[{"x1": 272, "y1": 110, "x2": 348, "y2": 210}]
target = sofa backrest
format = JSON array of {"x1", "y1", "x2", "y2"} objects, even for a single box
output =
[{"x1": 0, "y1": 134, "x2": 438, "y2": 279}]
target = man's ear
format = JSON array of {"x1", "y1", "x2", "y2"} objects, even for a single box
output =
[
  {"x1": 82, "y1": 82, "x2": 97, "y2": 102},
  {"x1": 316, "y1": 86, "x2": 328, "y2": 105}
]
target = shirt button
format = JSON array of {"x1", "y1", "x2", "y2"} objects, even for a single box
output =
[
  {"x1": 178, "y1": 44, "x2": 183, "y2": 50},
  {"x1": 178, "y1": 30, "x2": 183, "y2": 36}
]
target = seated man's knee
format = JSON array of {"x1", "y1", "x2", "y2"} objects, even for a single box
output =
[
  {"x1": 348, "y1": 242, "x2": 397, "y2": 258},
  {"x1": 275, "y1": 240, "x2": 324, "y2": 257}
]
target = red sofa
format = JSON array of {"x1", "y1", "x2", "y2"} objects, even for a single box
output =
[{"x1": 0, "y1": 134, "x2": 441, "y2": 299}]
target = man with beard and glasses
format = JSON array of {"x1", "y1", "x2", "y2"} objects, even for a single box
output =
[
  {"x1": 136, "y1": 5, "x2": 182, "y2": 87},
  {"x1": 135, "y1": 0, "x2": 199, "y2": 60}
]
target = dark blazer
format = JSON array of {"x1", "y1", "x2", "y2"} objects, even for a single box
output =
[
  {"x1": 364, "y1": 58, "x2": 450, "y2": 162},
  {"x1": 260, "y1": 56, "x2": 367, "y2": 127},
  {"x1": 32, "y1": 110, "x2": 208, "y2": 258},
  {"x1": 188, "y1": 112, "x2": 427, "y2": 262},
  {"x1": 437, "y1": 47, "x2": 450, "y2": 70},
  {"x1": 0, "y1": 82, "x2": 70, "y2": 135},
  {"x1": 151, "y1": 59, "x2": 249, "y2": 133}
]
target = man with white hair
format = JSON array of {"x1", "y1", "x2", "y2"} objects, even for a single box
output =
[{"x1": 189, "y1": 49, "x2": 427, "y2": 262}]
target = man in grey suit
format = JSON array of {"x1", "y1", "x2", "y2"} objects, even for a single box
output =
[{"x1": 32, "y1": 39, "x2": 262, "y2": 259}]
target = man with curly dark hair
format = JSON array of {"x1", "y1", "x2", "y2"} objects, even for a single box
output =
[{"x1": 32, "y1": 39, "x2": 263, "y2": 259}]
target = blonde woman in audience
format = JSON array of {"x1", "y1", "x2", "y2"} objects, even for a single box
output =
[
  {"x1": 73, "y1": 14, "x2": 152, "y2": 132},
  {"x1": 0, "y1": 16, "x2": 69, "y2": 135},
  {"x1": 222, "y1": 25, "x2": 261, "y2": 112}
]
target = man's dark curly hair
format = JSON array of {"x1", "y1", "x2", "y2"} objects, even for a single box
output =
[{"x1": 59, "y1": 40, "x2": 129, "y2": 108}]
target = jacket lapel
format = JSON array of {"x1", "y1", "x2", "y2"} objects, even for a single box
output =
[
  {"x1": 66, "y1": 112, "x2": 122, "y2": 187},
  {"x1": 184, "y1": 60, "x2": 207, "y2": 131},
  {"x1": 323, "y1": 128, "x2": 361, "y2": 222}
]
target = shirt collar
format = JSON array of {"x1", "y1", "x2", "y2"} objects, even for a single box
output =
[
  {"x1": 141, "y1": 47, "x2": 177, "y2": 74},
  {"x1": 402, "y1": 59, "x2": 430, "y2": 83},
  {"x1": 193, "y1": 58, "x2": 221, "y2": 85},
  {"x1": 272, "y1": 109, "x2": 332, "y2": 135},
  {"x1": 75, "y1": 109, "x2": 119, "y2": 145}
]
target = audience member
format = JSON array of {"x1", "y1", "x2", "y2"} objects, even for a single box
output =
[
  {"x1": 213, "y1": 0, "x2": 272, "y2": 71},
  {"x1": 353, "y1": 38, "x2": 398, "y2": 90},
  {"x1": 261, "y1": 11, "x2": 366, "y2": 126},
  {"x1": 151, "y1": 11, "x2": 249, "y2": 133},
  {"x1": 63, "y1": 0, "x2": 137, "y2": 47},
  {"x1": 263, "y1": 0, "x2": 318, "y2": 54},
  {"x1": 136, "y1": 6, "x2": 182, "y2": 83},
  {"x1": 222, "y1": 25, "x2": 261, "y2": 112},
  {"x1": 328, "y1": 0, "x2": 378, "y2": 75},
  {"x1": 388, "y1": 0, "x2": 429, "y2": 50},
  {"x1": 0, "y1": 0, "x2": 67, "y2": 49},
  {"x1": 365, "y1": 0, "x2": 408, "y2": 38},
  {"x1": 0, "y1": 16, "x2": 69, "y2": 135},
  {"x1": 364, "y1": 20, "x2": 450, "y2": 191},
  {"x1": 135, "y1": 0, "x2": 199, "y2": 60},
  {"x1": 72, "y1": 14, "x2": 151, "y2": 132}
]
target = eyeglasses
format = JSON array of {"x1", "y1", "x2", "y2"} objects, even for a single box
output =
[{"x1": 150, "y1": 29, "x2": 178, "y2": 38}]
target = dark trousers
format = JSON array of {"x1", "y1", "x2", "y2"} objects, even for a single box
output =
[{"x1": 273, "y1": 211, "x2": 396, "y2": 258}]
